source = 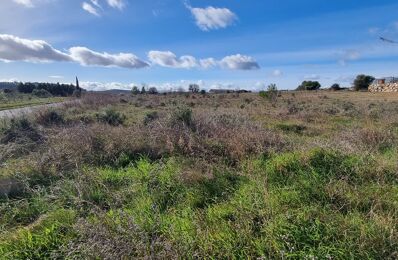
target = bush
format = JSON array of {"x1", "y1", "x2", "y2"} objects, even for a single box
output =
[
  {"x1": 131, "y1": 86, "x2": 140, "y2": 95},
  {"x1": 35, "y1": 110, "x2": 64, "y2": 126},
  {"x1": 297, "y1": 81, "x2": 321, "y2": 91},
  {"x1": 189, "y1": 84, "x2": 200, "y2": 93},
  {"x1": 330, "y1": 83, "x2": 342, "y2": 91},
  {"x1": 143, "y1": 111, "x2": 159, "y2": 125},
  {"x1": 32, "y1": 88, "x2": 52, "y2": 98},
  {"x1": 96, "y1": 109, "x2": 126, "y2": 126},
  {"x1": 148, "y1": 87, "x2": 158, "y2": 95},
  {"x1": 353, "y1": 75, "x2": 375, "y2": 91},
  {"x1": 171, "y1": 107, "x2": 194, "y2": 129},
  {"x1": 259, "y1": 84, "x2": 278, "y2": 102},
  {"x1": 1, "y1": 118, "x2": 42, "y2": 144}
]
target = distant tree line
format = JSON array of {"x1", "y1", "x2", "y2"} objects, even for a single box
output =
[
  {"x1": 131, "y1": 83, "x2": 207, "y2": 95},
  {"x1": 0, "y1": 82, "x2": 18, "y2": 90},
  {"x1": 17, "y1": 82, "x2": 82, "y2": 97},
  {"x1": 294, "y1": 74, "x2": 375, "y2": 91}
]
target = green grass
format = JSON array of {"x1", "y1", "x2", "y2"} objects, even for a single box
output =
[
  {"x1": 0, "y1": 95, "x2": 65, "y2": 111},
  {"x1": 0, "y1": 92, "x2": 397, "y2": 258},
  {"x1": 2, "y1": 152, "x2": 395, "y2": 258}
]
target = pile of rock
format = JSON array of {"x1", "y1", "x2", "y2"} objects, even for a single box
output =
[{"x1": 369, "y1": 83, "x2": 398, "y2": 92}]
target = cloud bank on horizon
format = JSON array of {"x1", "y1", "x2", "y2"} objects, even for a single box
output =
[{"x1": 3, "y1": 0, "x2": 398, "y2": 90}]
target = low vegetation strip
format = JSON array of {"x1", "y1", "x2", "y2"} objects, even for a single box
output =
[
  {"x1": 0, "y1": 91, "x2": 397, "y2": 259},
  {"x1": 0, "y1": 97, "x2": 66, "y2": 111}
]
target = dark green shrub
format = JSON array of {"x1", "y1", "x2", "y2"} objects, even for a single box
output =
[
  {"x1": 297, "y1": 81, "x2": 321, "y2": 91},
  {"x1": 96, "y1": 109, "x2": 126, "y2": 126},
  {"x1": 171, "y1": 107, "x2": 194, "y2": 129},
  {"x1": 35, "y1": 110, "x2": 64, "y2": 126},
  {"x1": 32, "y1": 88, "x2": 52, "y2": 98},
  {"x1": 1, "y1": 118, "x2": 42, "y2": 144},
  {"x1": 330, "y1": 83, "x2": 342, "y2": 91},
  {"x1": 277, "y1": 123, "x2": 306, "y2": 134},
  {"x1": 259, "y1": 84, "x2": 278, "y2": 102},
  {"x1": 353, "y1": 74, "x2": 375, "y2": 91},
  {"x1": 143, "y1": 111, "x2": 159, "y2": 125}
]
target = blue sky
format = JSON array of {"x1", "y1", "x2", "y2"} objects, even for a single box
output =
[{"x1": 1, "y1": 0, "x2": 398, "y2": 91}]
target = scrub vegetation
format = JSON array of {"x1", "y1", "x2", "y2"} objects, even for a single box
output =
[{"x1": 0, "y1": 91, "x2": 397, "y2": 259}]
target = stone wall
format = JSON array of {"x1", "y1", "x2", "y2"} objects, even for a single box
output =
[{"x1": 369, "y1": 83, "x2": 398, "y2": 92}]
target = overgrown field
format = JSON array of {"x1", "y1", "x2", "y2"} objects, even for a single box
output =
[
  {"x1": 0, "y1": 92, "x2": 65, "y2": 111},
  {"x1": 0, "y1": 91, "x2": 397, "y2": 259}
]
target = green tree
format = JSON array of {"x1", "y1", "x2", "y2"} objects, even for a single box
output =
[
  {"x1": 296, "y1": 81, "x2": 321, "y2": 91},
  {"x1": 131, "y1": 86, "x2": 140, "y2": 95},
  {"x1": 189, "y1": 84, "x2": 200, "y2": 93},
  {"x1": 259, "y1": 83, "x2": 278, "y2": 102},
  {"x1": 330, "y1": 83, "x2": 342, "y2": 91},
  {"x1": 353, "y1": 75, "x2": 375, "y2": 91},
  {"x1": 148, "y1": 87, "x2": 158, "y2": 94},
  {"x1": 141, "y1": 85, "x2": 146, "y2": 94}
]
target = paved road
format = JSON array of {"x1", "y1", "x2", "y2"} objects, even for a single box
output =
[{"x1": 0, "y1": 101, "x2": 76, "y2": 119}]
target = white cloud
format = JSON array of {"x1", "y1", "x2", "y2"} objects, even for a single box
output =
[
  {"x1": 82, "y1": 2, "x2": 100, "y2": 16},
  {"x1": 49, "y1": 75, "x2": 64, "y2": 79},
  {"x1": 81, "y1": 81, "x2": 137, "y2": 91},
  {"x1": 148, "y1": 51, "x2": 198, "y2": 69},
  {"x1": 0, "y1": 34, "x2": 71, "y2": 62},
  {"x1": 0, "y1": 34, "x2": 260, "y2": 71},
  {"x1": 106, "y1": 0, "x2": 125, "y2": 10},
  {"x1": 149, "y1": 51, "x2": 260, "y2": 70},
  {"x1": 186, "y1": 5, "x2": 237, "y2": 31},
  {"x1": 90, "y1": 0, "x2": 101, "y2": 8},
  {"x1": 220, "y1": 54, "x2": 260, "y2": 70},
  {"x1": 255, "y1": 81, "x2": 266, "y2": 89},
  {"x1": 13, "y1": 0, "x2": 34, "y2": 7},
  {"x1": 272, "y1": 69, "x2": 283, "y2": 77},
  {"x1": 70, "y1": 47, "x2": 149, "y2": 69},
  {"x1": 0, "y1": 78, "x2": 19, "y2": 82},
  {"x1": 338, "y1": 49, "x2": 360, "y2": 66},
  {"x1": 199, "y1": 58, "x2": 217, "y2": 69}
]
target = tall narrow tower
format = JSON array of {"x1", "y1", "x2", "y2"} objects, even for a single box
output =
[{"x1": 76, "y1": 76, "x2": 80, "y2": 89}]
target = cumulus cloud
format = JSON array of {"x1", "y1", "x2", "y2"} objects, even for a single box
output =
[
  {"x1": 82, "y1": 2, "x2": 100, "y2": 16},
  {"x1": 13, "y1": 0, "x2": 34, "y2": 7},
  {"x1": 199, "y1": 58, "x2": 217, "y2": 69},
  {"x1": 69, "y1": 47, "x2": 149, "y2": 69},
  {"x1": 149, "y1": 51, "x2": 259, "y2": 70},
  {"x1": 220, "y1": 54, "x2": 260, "y2": 70},
  {"x1": 186, "y1": 5, "x2": 237, "y2": 31},
  {"x1": 107, "y1": 0, "x2": 125, "y2": 10},
  {"x1": 81, "y1": 81, "x2": 137, "y2": 91},
  {"x1": 0, "y1": 34, "x2": 71, "y2": 62},
  {"x1": 148, "y1": 51, "x2": 198, "y2": 69},
  {"x1": 0, "y1": 34, "x2": 260, "y2": 71}
]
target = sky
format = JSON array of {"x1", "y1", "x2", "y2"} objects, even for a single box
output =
[{"x1": 1, "y1": 0, "x2": 398, "y2": 91}]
